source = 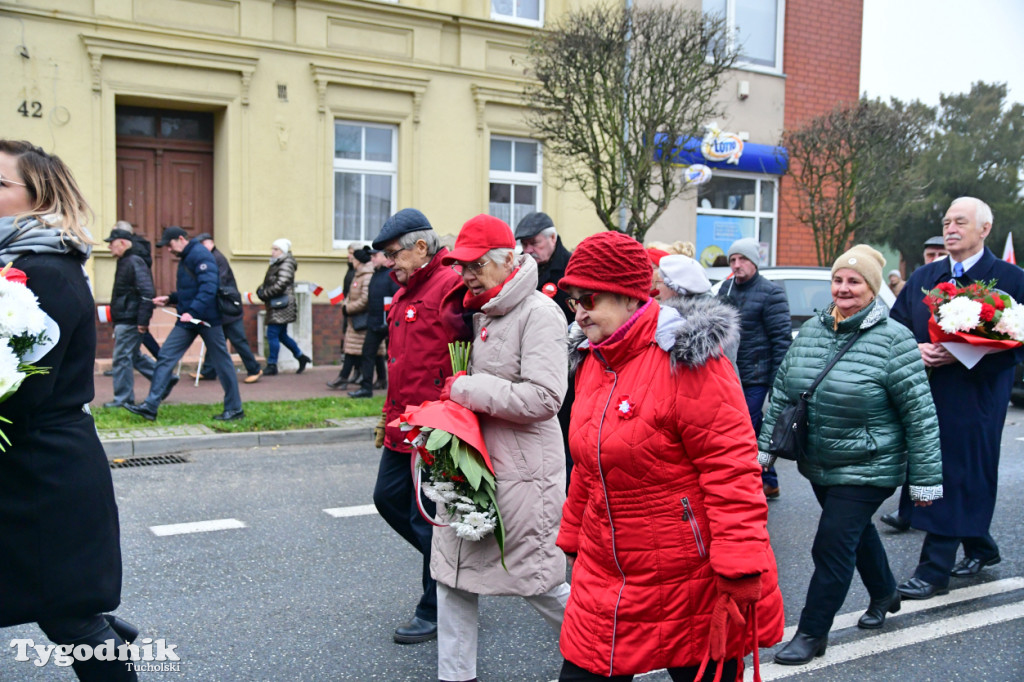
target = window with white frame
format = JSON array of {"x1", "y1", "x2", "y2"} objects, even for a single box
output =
[
  {"x1": 703, "y1": 0, "x2": 784, "y2": 73},
  {"x1": 333, "y1": 121, "x2": 397, "y2": 246},
  {"x1": 492, "y1": 0, "x2": 543, "y2": 26},
  {"x1": 489, "y1": 137, "x2": 541, "y2": 229},
  {"x1": 695, "y1": 173, "x2": 777, "y2": 266}
]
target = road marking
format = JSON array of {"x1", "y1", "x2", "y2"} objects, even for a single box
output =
[
  {"x1": 323, "y1": 504, "x2": 379, "y2": 518},
  {"x1": 150, "y1": 518, "x2": 247, "y2": 536},
  {"x1": 749, "y1": 599, "x2": 1024, "y2": 680}
]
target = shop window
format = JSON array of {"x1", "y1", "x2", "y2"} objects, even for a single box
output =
[
  {"x1": 492, "y1": 0, "x2": 543, "y2": 26},
  {"x1": 703, "y1": 0, "x2": 784, "y2": 73},
  {"x1": 333, "y1": 121, "x2": 397, "y2": 246},
  {"x1": 489, "y1": 137, "x2": 541, "y2": 229},
  {"x1": 695, "y1": 173, "x2": 777, "y2": 267}
]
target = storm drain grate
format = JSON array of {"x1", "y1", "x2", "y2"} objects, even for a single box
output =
[{"x1": 110, "y1": 454, "x2": 190, "y2": 469}]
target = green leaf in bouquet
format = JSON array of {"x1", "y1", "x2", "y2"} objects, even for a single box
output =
[
  {"x1": 425, "y1": 428, "x2": 453, "y2": 451},
  {"x1": 460, "y1": 448, "x2": 484, "y2": 490},
  {"x1": 478, "y1": 464, "x2": 495, "y2": 489},
  {"x1": 485, "y1": 486, "x2": 508, "y2": 572}
]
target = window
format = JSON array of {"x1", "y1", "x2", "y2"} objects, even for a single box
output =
[
  {"x1": 703, "y1": 0, "x2": 784, "y2": 73},
  {"x1": 695, "y1": 173, "x2": 777, "y2": 267},
  {"x1": 492, "y1": 0, "x2": 543, "y2": 26},
  {"x1": 333, "y1": 122, "x2": 397, "y2": 246},
  {"x1": 489, "y1": 137, "x2": 541, "y2": 228}
]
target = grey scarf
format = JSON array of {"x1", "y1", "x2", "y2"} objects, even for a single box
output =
[{"x1": 0, "y1": 215, "x2": 92, "y2": 265}]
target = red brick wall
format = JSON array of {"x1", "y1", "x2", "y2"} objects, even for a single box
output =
[{"x1": 778, "y1": 0, "x2": 864, "y2": 266}]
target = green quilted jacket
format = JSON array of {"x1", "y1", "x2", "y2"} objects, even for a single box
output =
[{"x1": 757, "y1": 299, "x2": 943, "y2": 499}]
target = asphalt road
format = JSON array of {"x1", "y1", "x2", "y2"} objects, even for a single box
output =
[{"x1": 2, "y1": 408, "x2": 1023, "y2": 681}]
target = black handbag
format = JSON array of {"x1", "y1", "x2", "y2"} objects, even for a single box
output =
[
  {"x1": 216, "y1": 286, "x2": 242, "y2": 316},
  {"x1": 350, "y1": 312, "x2": 369, "y2": 332},
  {"x1": 268, "y1": 294, "x2": 289, "y2": 309},
  {"x1": 768, "y1": 330, "x2": 862, "y2": 460}
]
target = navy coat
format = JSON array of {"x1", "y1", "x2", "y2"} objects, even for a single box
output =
[
  {"x1": 890, "y1": 247, "x2": 1024, "y2": 536},
  {"x1": 168, "y1": 238, "x2": 221, "y2": 326}
]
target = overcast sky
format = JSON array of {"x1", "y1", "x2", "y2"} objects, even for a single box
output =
[{"x1": 860, "y1": 0, "x2": 1024, "y2": 106}]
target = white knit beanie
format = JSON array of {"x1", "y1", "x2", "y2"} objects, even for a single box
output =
[
  {"x1": 273, "y1": 238, "x2": 291, "y2": 254},
  {"x1": 659, "y1": 255, "x2": 712, "y2": 296}
]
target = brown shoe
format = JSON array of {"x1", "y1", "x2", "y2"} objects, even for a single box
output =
[
  {"x1": 763, "y1": 484, "x2": 780, "y2": 499},
  {"x1": 244, "y1": 370, "x2": 262, "y2": 384}
]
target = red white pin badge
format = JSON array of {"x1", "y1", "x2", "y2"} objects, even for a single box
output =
[
  {"x1": 405, "y1": 306, "x2": 418, "y2": 322},
  {"x1": 480, "y1": 327, "x2": 488, "y2": 341},
  {"x1": 542, "y1": 282, "x2": 557, "y2": 298},
  {"x1": 615, "y1": 395, "x2": 636, "y2": 419}
]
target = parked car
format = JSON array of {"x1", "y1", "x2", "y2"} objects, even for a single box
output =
[{"x1": 711, "y1": 266, "x2": 897, "y2": 335}]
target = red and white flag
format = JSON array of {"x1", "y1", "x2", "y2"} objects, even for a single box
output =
[
  {"x1": 328, "y1": 286, "x2": 345, "y2": 305},
  {"x1": 383, "y1": 296, "x2": 393, "y2": 312},
  {"x1": 242, "y1": 291, "x2": 259, "y2": 304},
  {"x1": 1003, "y1": 233, "x2": 1016, "y2": 265},
  {"x1": 97, "y1": 305, "x2": 111, "y2": 323},
  {"x1": 310, "y1": 283, "x2": 324, "y2": 296}
]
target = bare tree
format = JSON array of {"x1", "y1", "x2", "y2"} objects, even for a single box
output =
[
  {"x1": 782, "y1": 98, "x2": 932, "y2": 265},
  {"x1": 520, "y1": 4, "x2": 735, "y2": 242}
]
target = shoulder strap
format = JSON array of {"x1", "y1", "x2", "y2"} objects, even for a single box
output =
[{"x1": 803, "y1": 330, "x2": 862, "y2": 398}]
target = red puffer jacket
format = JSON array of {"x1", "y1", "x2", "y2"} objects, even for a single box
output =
[
  {"x1": 558, "y1": 301, "x2": 784, "y2": 677},
  {"x1": 383, "y1": 248, "x2": 462, "y2": 452}
]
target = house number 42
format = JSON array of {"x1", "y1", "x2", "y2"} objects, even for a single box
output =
[{"x1": 18, "y1": 101, "x2": 43, "y2": 118}]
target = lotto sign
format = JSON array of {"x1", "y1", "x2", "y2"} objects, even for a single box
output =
[
  {"x1": 701, "y1": 128, "x2": 743, "y2": 165},
  {"x1": 682, "y1": 164, "x2": 713, "y2": 186}
]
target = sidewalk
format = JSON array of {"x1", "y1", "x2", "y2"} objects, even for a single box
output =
[{"x1": 94, "y1": 365, "x2": 379, "y2": 458}]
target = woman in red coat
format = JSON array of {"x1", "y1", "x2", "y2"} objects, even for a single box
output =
[{"x1": 557, "y1": 232, "x2": 783, "y2": 682}]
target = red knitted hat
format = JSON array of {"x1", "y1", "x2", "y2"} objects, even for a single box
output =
[{"x1": 559, "y1": 231, "x2": 652, "y2": 301}]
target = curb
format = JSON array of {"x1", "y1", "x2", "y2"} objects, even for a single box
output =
[{"x1": 101, "y1": 425, "x2": 373, "y2": 459}]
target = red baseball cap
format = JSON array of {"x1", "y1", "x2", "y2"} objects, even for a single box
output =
[{"x1": 442, "y1": 214, "x2": 515, "y2": 265}]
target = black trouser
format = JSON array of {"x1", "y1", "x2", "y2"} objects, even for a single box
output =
[
  {"x1": 372, "y1": 446, "x2": 437, "y2": 622},
  {"x1": 914, "y1": 531, "x2": 999, "y2": 587},
  {"x1": 559, "y1": 658, "x2": 737, "y2": 681},
  {"x1": 38, "y1": 615, "x2": 138, "y2": 681},
  {"x1": 358, "y1": 326, "x2": 388, "y2": 391},
  {"x1": 201, "y1": 317, "x2": 261, "y2": 378},
  {"x1": 798, "y1": 484, "x2": 896, "y2": 637}
]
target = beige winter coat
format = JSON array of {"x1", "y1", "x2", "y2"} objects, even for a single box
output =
[
  {"x1": 431, "y1": 255, "x2": 569, "y2": 596},
  {"x1": 342, "y1": 261, "x2": 373, "y2": 356}
]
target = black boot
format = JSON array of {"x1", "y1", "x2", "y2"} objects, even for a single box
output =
[
  {"x1": 67, "y1": 622, "x2": 139, "y2": 681},
  {"x1": 774, "y1": 631, "x2": 828, "y2": 665},
  {"x1": 297, "y1": 354, "x2": 312, "y2": 374},
  {"x1": 858, "y1": 590, "x2": 901, "y2": 629},
  {"x1": 104, "y1": 614, "x2": 140, "y2": 643},
  {"x1": 326, "y1": 372, "x2": 348, "y2": 389},
  {"x1": 263, "y1": 363, "x2": 278, "y2": 376}
]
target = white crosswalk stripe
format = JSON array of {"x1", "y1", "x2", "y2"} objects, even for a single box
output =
[
  {"x1": 149, "y1": 518, "x2": 247, "y2": 536},
  {"x1": 323, "y1": 504, "x2": 379, "y2": 518}
]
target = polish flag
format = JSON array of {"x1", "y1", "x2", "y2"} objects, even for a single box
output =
[
  {"x1": 242, "y1": 291, "x2": 258, "y2": 304},
  {"x1": 97, "y1": 305, "x2": 111, "y2": 323},
  {"x1": 310, "y1": 283, "x2": 324, "y2": 296},
  {"x1": 383, "y1": 296, "x2": 393, "y2": 312},
  {"x1": 328, "y1": 286, "x2": 345, "y2": 305},
  {"x1": 1003, "y1": 233, "x2": 1016, "y2": 265}
]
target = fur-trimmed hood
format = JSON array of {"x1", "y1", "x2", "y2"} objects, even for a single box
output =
[{"x1": 569, "y1": 295, "x2": 740, "y2": 375}]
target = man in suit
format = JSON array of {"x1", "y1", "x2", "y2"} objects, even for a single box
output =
[{"x1": 891, "y1": 197, "x2": 1024, "y2": 599}]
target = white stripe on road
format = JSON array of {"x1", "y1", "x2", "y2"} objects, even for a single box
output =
[
  {"x1": 323, "y1": 504, "x2": 379, "y2": 518},
  {"x1": 749, "y1": 599, "x2": 1024, "y2": 680},
  {"x1": 150, "y1": 518, "x2": 247, "y2": 536}
]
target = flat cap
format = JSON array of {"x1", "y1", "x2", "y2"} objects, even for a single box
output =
[
  {"x1": 372, "y1": 208, "x2": 433, "y2": 250},
  {"x1": 514, "y1": 212, "x2": 555, "y2": 240},
  {"x1": 104, "y1": 228, "x2": 133, "y2": 243},
  {"x1": 923, "y1": 235, "x2": 945, "y2": 247},
  {"x1": 194, "y1": 232, "x2": 213, "y2": 242}
]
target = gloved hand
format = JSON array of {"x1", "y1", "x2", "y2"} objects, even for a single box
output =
[
  {"x1": 439, "y1": 371, "x2": 466, "y2": 402},
  {"x1": 707, "y1": 574, "x2": 762, "y2": 662},
  {"x1": 373, "y1": 414, "x2": 386, "y2": 449}
]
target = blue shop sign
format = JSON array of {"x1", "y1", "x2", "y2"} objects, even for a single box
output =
[{"x1": 652, "y1": 133, "x2": 788, "y2": 175}]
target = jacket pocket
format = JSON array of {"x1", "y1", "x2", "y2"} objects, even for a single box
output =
[{"x1": 681, "y1": 497, "x2": 707, "y2": 559}]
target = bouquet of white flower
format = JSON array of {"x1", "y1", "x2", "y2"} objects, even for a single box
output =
[{"x1": 0, "y1": 264, "x2": 56, "y2": 449}]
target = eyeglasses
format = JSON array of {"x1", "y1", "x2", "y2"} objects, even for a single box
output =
[
  {"x1": 450, "y1": 260, "x2": 489, "y2": 275},
  {"x1": 0, "y1": 172, "x2": 27, "y2": 188},
  {"x1": 382, "y1": 247, "x2": 406, "y2": 261},
  {"x1": 566, "y1": 292, "x2": 604, "y2": 312}
]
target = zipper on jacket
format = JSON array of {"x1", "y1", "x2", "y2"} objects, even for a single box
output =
[
  {"x1": 681, "y1": 497, "x2": 707, "y2": 559},
  {"x1": 594, "y1": 361, "x2": 627, "y2": 677}
]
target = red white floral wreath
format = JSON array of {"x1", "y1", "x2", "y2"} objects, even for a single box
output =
[{"x1": 615, "y1": 395, "x2": 636, "y2": 419}]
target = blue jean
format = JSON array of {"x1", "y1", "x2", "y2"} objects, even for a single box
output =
[
  {"x1": 111, "y1": 324, "x2": 156, "y2": 405},
  {"x1": 142, "y1": 323, "x2": 241, "y2": 413},
  {"x1": 798, "y1": 484, "x2": 896, "y2": 636},
  {"x1": 743, "y1": 384, "x2": 777, "y2": 487},
  {"x1": 266, "y1": 323, "x2": 301, "y2": 365}
]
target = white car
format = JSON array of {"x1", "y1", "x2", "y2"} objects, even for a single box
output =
[{"x1": 711, "y1": 266, "x2": 897, "y2": 336}]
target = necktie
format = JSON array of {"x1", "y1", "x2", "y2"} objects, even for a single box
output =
[{"x1": 953, "y1": 262, "x2": 964, "y2": 278}]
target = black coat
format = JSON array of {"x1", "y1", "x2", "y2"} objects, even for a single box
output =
[
  {"x1": 890, "y1": 247, "x2": 1024, "y2": 536},
  {"x1": 366, "y1": 265, "x2": 400, "y2": 332},
  {"x1": 0, "y1": 252, "x2": 122, "y2": 626},
  {"x1": 210, "y1": 247, "x2": 243, "y2": 324},
  {"x1": 110, "y1": 239, "x2": 155, "y2": 326},
  {"x1": 258, "y1": 253, "x2": 297, "y2": 325},
  {"x1": 536, "y1": 238, "x2": 573, "y2": 323},
  {"x1": 718, "y1": 272, "x2": 792, "y2": 387}
]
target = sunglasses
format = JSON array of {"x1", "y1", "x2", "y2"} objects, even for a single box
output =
[
  {"x1": 0, "y1": 172, "x2": 27, "y2": 188},
  {"x1": 566, "y1": 292, "x2": 605, "y2": 312},
  {"x1": 450, "y1": 260, "x2": 489, "y2": 275}
]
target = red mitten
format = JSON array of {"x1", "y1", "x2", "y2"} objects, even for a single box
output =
[
  {"x1": 708, "y1": 574, "x2": 762, "y2": 662},
  {"x1": 439, "y1": 371, "x2": 466, "y2": 401}
]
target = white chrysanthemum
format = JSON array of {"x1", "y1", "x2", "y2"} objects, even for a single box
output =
[
  {"x1": 426, "y1": 480, "x2": 460, "y2": 503},
  {"x1": 937, "y1": 297, "x2": 982, "y2": 334},
  {"x1": 0, "y1": 279, "x2": 46, "y2": 338},
  {"x1": 421, "y1": 482, "x2": 449, "y2": 505},
  {"x1": 0, "y1": 341, "x2": 26, "y2": 400},
  {"x1": 994, "y1": 304, "x2": 1024, "y2": 341},
  {"x1": 452, "y1": 511, "x2": 496, "y2": 541},
  {"x1": 453, "y1": 501, "x2": 477, "y2": 513}
]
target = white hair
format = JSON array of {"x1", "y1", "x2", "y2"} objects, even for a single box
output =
[
  {"x1": 114, "y1": 220, "x2": 134, "y2": 234},
  {"x1": 485, "y1": 247, "x2": 514, "y2": 266},
  {"x1": 951, "y1": 196, "x2": 993, "y2": 228},
  {"x1": 398, "y1": 228, "x2": 441, "y2": 256},
  {"x1": 538, "y1": 226, "x2": 557, "y2": 239}
]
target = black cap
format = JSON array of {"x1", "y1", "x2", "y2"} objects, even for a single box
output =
[
  {"x1": 194, "y1": 232, "x2": 213, "y2": 242},
  {"x1": 371, "y1": 208, "x2": 432, "y2": 250},
  {"x1": 514, "y1": 211, "x2": 555, "y2": 240},
  {"x1": 156, "y1": 226, "x2": 189, "y2": 247},
  {"x1": 104, "y1": 228, "x2": 133, "y2": 243},
  {"x1": 923, "y1": 235, "x2": 945, "y2": 248}
]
